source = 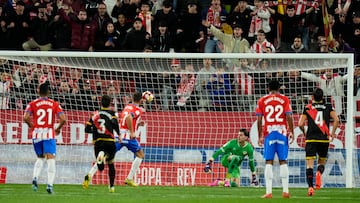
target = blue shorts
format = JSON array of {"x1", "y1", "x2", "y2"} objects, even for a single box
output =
[
  {"x1": 116, "y1": 138, "x2": 142, "y2": 154},
  {"x1": 32, "y1": 139, "x2": 56, "y2": 157},
  {"x1": 263, "y1": 132, "x2": 288, "y2": 161}
]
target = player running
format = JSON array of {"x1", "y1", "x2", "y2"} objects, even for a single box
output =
[
  {"x1": 204, "y1": 129, "x2": 258, "y2": 187},
  {"x1": 83, "y1": 95, "x2": 120, "y2": 192},
  {"x1": 82, "y1": 92, "x2": 147, "y2": 188},
  {"x1": 256, "y1": 79, "x2": 294, "y2": 198},
  {"x1": 24, "y1": 83, "x2": 67, "y2": 194},
  {"x1": 298, "y1": 88, "x2": 339, "y2": 196}
]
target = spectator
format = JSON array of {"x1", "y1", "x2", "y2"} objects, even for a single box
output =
[
  {"x1": 300, "y1": 68, "x2": 348, "y2": 115},
  {"x1": 267, "y1": 4, "x2": 314, "y2": 52},
  {"x1": 195, "y1": 58, "x2": 216, "y2": 111},
  {"x1": 206, "y1": 23, "x2": 250, "y2": 66},
  {"x1": 77, "y1": 79, "x2": 97, "y2": 111},
  {"x1": 206, "y1": 66, "x2": 232, "y2": 111},
  {"x1": 55, "y1": 80, "x2": 78, "y2": 110},
  {"x1": 136, "y1": 0, "x2": 152, "y2": 36},
  {"x1": 5, "y1": 0, "x2": 30, "y2": 50},
  {"x1": 159, "y1": 58, "x2": 181, "y2": 110},
  {"x1": 84, "y1": 0, "x2": 103, "y2": 20},
  {"x1": 355, "y1": 64, "x2": 360, "y2": 96},
  {"x1": 0, "y1": 72, "x2": 11, "y2": 109},
  {"x1": 12, "y1": 65, "x2": 28, "y2": 90},
  {"x1": 0, "y1": 4, "x2": 8, "y2": 49},
  {"x1": 113, "y1": 13, "x2": 132, "y2": 50},
  {"x1": 111, "y1": 0, "x2": 140, "y2": 23},
  {"x1": 49, "y1": 5, "x2": 72, "y2": 50},
  {"x1": 153, "y1": 0, "x2": 178, "y2": 38},
  {"x1": 106, "y1": 84, "x2": 122, "y2": 111},
  {"x1": 253, "y1": 59, "x2": 271, "y2": 96},
  {"x1": 151, "y1": 21, "x2": 174, "y2": 52},
  {"x1": 122, "y1": 17, "x2": 151, "y2": 51},
  {"x1": 98, "y1": 22, "x2": 122, "y2": 51},
  {"x1": 250, "y1": 29, "x2": 275, "y2": 53},
  {"x1": 227, "y1": 0, "x2": 252, "y2": 42},
  {"x1": 22, "y1": 4, "x2": 53, "y2": 51},
  {"x1": 333, "y1": 12, "x2": 351, "y2": 41},
  {"x1": 176, "y1": 63, "x2": 196, "y2": 109},
  {"x1": 58, "y1": 6, "x2": 95, "y2": 51},
  {"x1": 176, "y1": 1, "x2": 202, "y2": 52},
  {"x1": 349, "y1": 10, "x2": 360, "y2": 64},
  {"x1": 151, "y1": 0, "x2": 164, "y2": 14},
  {"x1": 289, "y1": 35, "x2": 307, "y2": 53},
  {"x1": 233, "y1": 58, "x2": 255, "y2": 111},
  {"x1": 207, "y1": 23, "x2": 250, "y2": 53},
  {"x1": 247, "y1": 0, "x2": 271, "y2": 40},
  {"x1": 201, "y1": 0, "x2": 228, "y2": 53},
  {"x1": 92, "y1": 2, "x2": 113, "y2": 50}
]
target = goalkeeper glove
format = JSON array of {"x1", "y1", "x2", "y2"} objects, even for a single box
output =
[
  {"x1": 251, "y1": 174, "x2": 259, "y2": 186},
  {"x1": 204, "y1": 162, "x2": 213, "y2": 173}
]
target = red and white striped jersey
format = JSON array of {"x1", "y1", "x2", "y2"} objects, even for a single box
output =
[
  {"x1": 25, "y1": 98, "x2": 64, "y2": 140},
  {"x1": 234, "y1": 69, "x2": 254, "y2": 95},
  {"x1": 119, "y1": 103, "x2": 144, "y2": 139},
  {"x1": 251, "y1": 40, "x2": 275, "y2": 53}
]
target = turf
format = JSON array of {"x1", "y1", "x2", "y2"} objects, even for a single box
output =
[{"x1": 0, "y1": 184, "x2": 358, "y2": 203}]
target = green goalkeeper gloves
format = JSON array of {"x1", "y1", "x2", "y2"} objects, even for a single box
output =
[{"x1": 251, "y1": 174, "x2": 259, "y2": 186}]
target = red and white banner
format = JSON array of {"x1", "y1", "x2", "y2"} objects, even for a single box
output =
[{"x1": 0, "y1": 110, "x2": 352, "y2": 148}]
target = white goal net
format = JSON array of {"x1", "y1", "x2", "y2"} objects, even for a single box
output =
[{"x1": 0, "y1": 51, "x2": 357, "y2": 188}]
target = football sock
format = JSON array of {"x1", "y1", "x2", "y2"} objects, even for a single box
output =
[
  {"x1": 33, "y1": 158, "x2": 45, "y2": 180},
  {"x1": 108, "y1": 163, "x2": 115, "y2": 187},
  {"x1": 47, "y1": 159, "x2": 56, "y2": 186},
  {"x1": 264, "y1": 164, "x2": 273, "y2": 194},
  {"x1": 280, "y1": 164, "x2": 289, "y2": 193},
  {"x1": 317, "y1": 165, "x2": 325, "y2": 174},
  {"x1": 88, "y1": 164, "x2": 98, "y2": 178},
  {"x1": 306, "y1": 168, "x2": 314, "y2": 187},
  {"x1": 127, "y1": 157, "x2": 142, "y2": 180}
]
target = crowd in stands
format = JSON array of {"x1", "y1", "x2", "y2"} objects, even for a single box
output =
[
  {"x1": 1, "y1": 56, "x2": 359, "y2": 116},
  {"x1": 0, "y1": 0, "x2": 358, "y2": 61},
  {"x1": 0, "y1": 0, "x2": 360, "y2": 115}
]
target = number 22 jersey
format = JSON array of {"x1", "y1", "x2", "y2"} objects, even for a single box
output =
[{"x1": 255, "y1": 93, "x2": 292, "y2": 137}]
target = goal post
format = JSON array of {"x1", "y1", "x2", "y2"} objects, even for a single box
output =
[{"x1": 0, "y1": 51, "x2": 357, "y2": 188}]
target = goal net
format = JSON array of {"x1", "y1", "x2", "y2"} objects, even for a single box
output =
[{"x1": 0, "y1": 51, "x2": 357, "y2": 188}]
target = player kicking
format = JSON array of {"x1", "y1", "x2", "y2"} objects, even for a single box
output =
[
  {"x1": 83, "y1": 95, "x2": 120, "y2": 192},
  {"x1": 298, "y1": 88, "x2": 339, "y2": 196},
  {"x1": 82, "y1": 92, "x2": 146, "y2": 188},
  {"x1": 23, "y1": 83, "x2": 67, "y2": 194},
  {"x1": 119, "y1": 92, "x2": 146, "y2": 187},
  {"x1": 256, "y1": 80, "x2": 294, "y2": 198},
  {"x1": 204, "y1": 129, "x2": 258, "y2": 187}
]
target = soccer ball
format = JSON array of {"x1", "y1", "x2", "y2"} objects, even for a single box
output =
[{"x1": 142, "y1": 91, "x2": 154, "y2": 102}]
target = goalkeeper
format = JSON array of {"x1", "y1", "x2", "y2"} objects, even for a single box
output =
[{"x1": 204, "y1": 129, "x2": 258, "y2": 187}]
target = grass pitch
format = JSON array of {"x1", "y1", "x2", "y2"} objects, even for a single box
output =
[{"x1": 0, "y1": 184, "x2": 359, "y2": 203}]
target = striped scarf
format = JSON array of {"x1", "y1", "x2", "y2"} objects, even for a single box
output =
[{"x1": 137, "y1": 12, "x2": 152, "y2": 35}]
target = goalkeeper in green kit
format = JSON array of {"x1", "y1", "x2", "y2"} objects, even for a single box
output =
[{"x1": 204, "y1": 129, "x2": 258, "y2": 187}]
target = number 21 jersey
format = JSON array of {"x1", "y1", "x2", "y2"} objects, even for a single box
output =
[{"x1": 25, "y1": 98, "x2": 64, "y2": 140}]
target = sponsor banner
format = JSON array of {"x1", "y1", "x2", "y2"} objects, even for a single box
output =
[
  {"x1": 0, "y1": 110, "x2": 352, "y2": 148},
  {"x1": 92, "y1": 162, "x2": 226, "y2": 186},
  {"x1": 0, "y1": 144, "x2": 359, "y2": 187}
]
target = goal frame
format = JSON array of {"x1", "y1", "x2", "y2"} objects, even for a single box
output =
[{"x1": 0, "y1": 51, "x2": 355, "y2": 187}]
